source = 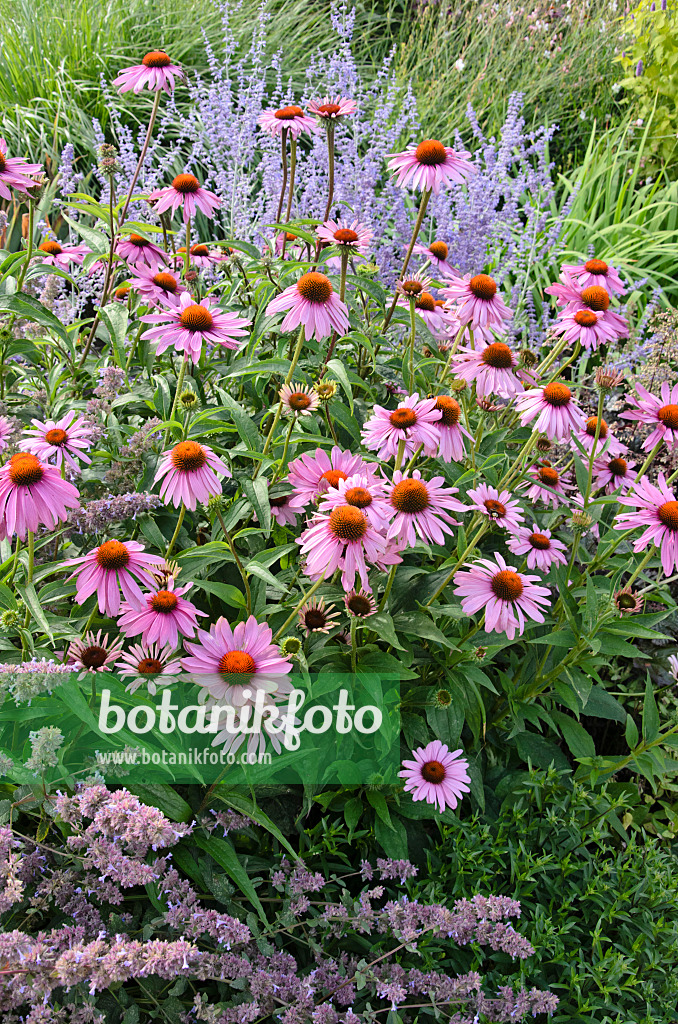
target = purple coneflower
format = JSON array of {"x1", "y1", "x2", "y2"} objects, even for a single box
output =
[
  {"x1": 297, "y1": 505, "x2": 391, "y2": 592},
  {"x1": 113, "y1": 51, "x2": 183, "y2": 94},
  {"x1": 154, "y1": 441, "x2": 231, "y2": 511},
  {"x1": 620, "y1": 381, "x2": 678, "y2": 451},
  {"x1": 614, "y1": 473, "x2": 678, "y2": 575},
  {"x1": 361, "y1": 393, "x2": 441, "y2": 461},
  {"x1": 174, "y1": 243, "x2": 227, "y2": 269},
  {"x1": 0, "y1": 138, "x2": 42, "y2": 199},
  {"x1": 266, "y1": 272, "x2": 349, "y2": 341},
  {"x1": 279, "y1": 383, "x2": 320, "y2": 417},
  {"x1": 287, "y1": 447, "x2": 373, "y2": 509},
  {"x1": 23, "y1": 412, "x2": 93, "y2": 474},
  {"x1": 67, "y1": 631, "x2": 124, "y2": 673},
  {"x1": 521, "y1": 462, "x2": 570, "y2": 508},
  {"x1": 413, "y1": 240, "x2": 458, "y2": 278},
  {"x1": 515, "y1": 382, "x2": 585, "y2": 441},
  {"x1": 551, "y1": 307, "x2": 618, "y2": 352},
  {"x1": 116, "y1": 642, "x2": 182, "y2": 695},
  {"x1": 572, "y1": 416, "x2": 626, "y2": 458},
  {"x1": 344, "y1": 589, "x2": 377, "y2": 618},
  {"x1": 399, "y1": 740, "x2": 470, "y2": 813},
  {"x1": 318, "y1": 473, "x2": 392, "y2": 532},
  {"x1": 453, "y1": 553, "x2": 551, "y2": 640},
  {"x1": 593, "y1": 455, "x2": 636, "y2": 494},
  {"x1": 0, "y1": 453, "x2": 79, "y2": 540},
  {"x1": 386, "y1": 470, "x2": 463, "y2": 549},
  {"x1": 257, "y1": 105, "x2": 317, "y2": 139},
  {"x1": 116, "y1": 233, "x2": 167, "y2": 268},
  {"x1": 148, "y1": 174, "x2": 221, "y2": 223},
  {"x1": 128, "y1": 264, "x2": 186, "y2": 307},
  {"x1": 560, "y1": 258, "x2": 626, "y2": 295},
  {"x1": 37, "y1": 239, "x2": 90, "y2": 268},
  {"x1": 117, "y1": 579, "x2": 205, "y2": 648},
  {"x1": 307, "y1": 96, "x2": 356, "y2": 120},
  {"x1": 387, "y1": 139, "x2": 475, "y2": 193},
  {"x1": 466, "y1": 482, "x2": 525, "y2": 535},
  {"x1": 441, "y1": 273, "x2": 513, "y2": 333},
  {"x1": 141, "y1": 293, "x2": 251, "y2": 364},
  {"x1": 433, "y1": 395, "x2": 473, "y2": 462},
  {"x1": 316, "y1": 218, "x2": 372, "y2": 252},
  {"x1": 297, "y1": 597, "x2": 340, "y2": 634},
  {"x1": 65, "y1": 540, "x2": 163, "y2": 618},
  {"x1": 450, "y1": 341, "x2": 525, "y2": 400},
  {"x1": 507, "y1": 525, "x2": 568, "y2": 571}
]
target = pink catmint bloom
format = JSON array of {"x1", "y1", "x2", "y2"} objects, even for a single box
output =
[
  {"x1": 387, "y1": 139, "x2": 475, "y2": 193},
  {"x1": 279, "y1": 383, "x2": 320, "y2": 417},
  {"x1": 64, "y1": 540, "x2": 163, "y2": 618},
  {"x1": 67, "y1": 631, "x2": 124, "y2": 673},
  {"x1": 572, "y1": 415, "x2": 626, "y2": 458},
  {"x1": 551, "y1": 307, "x2": 619, "y2": 352},
  {"x1": 141, "y1": 292, "x2": 251, "y2": 364},
  {"x1": 148, "y1": 173, "x2": 221, "y2": 223},
  {"x1": 441, "y1": 273, "x2": 513, "y2": 333},
  {"x1": 521, "y1": 462, "x2": 571, "y2": 508},
  {"x1": 117, "y1": 580, "x2": 205, "y2": 648},
  {"x1": 0, "y1": 453, "x2": 79, "y2": 540},
  {"x1": 316, "y1": 218, "x2": 372, "y2": 252},
  {"x1": 515, "y1": 382, "x2": 585, "y2": 441},
  {"x1": 154, "y1": 440, "x2": 231, "y2": 511},
  {"x1": 559, "y1": 258, "x2": 626, "y2": 295},
  {"x1": 128, "y1": 263, "x2": 187, "y2": 307},
  {"x1": 466, "y1": 482, "x2": 525, "y2": 535},
  {"x1": 0, "y1": 139, "x2": 42, "y2": 199},
  {"x1": 23, "y1": 411, "x2": 93, "y2": 473},
  {"x1": 297, "y1": 505, "x2": 393, "y2": 592},
  {"x1": 507, "y1": 525, "x2": 568, "y2": 571},
  {"x1": 307, "y1": 96, "x2": 357, "y2": 120},
  {"x1": 182, "y1": 615, "x2": 292, "y2": 705},
  {"x1": 450, "y1": 340, "x2": 526, "y2": 400},
  {"x1": 112, "y1": 51, "x2": 183, "y2": 94},
  {"x1": 413, "y1": 240, "x2": 458, "y2": 279},
  {"x1": 318, "y1": 473, "x2": 392, "y2": 532},
  {"x1": 116, "y1": 233, "x2": 168, "y2": 268},
  {"x1": 361, "y1": 392, "x2": 442, "y2": 461},
  {"x1": 614, "y1": 473, "x2": 678, "y2": 575},
  {"x1": 593, "y1": 454, "x2": 637, "y2": 493},
  {"x1": 433, "y1": 395, "x2": 473, "y2": 462},
  {"x1": 174, "y1": 243, "x2": 227, "y2": 269},
  {"x1": 620, "y1": 381, "x2": 678, "y2": 451},
  {"x1": 287, "y1": 447, "x2": 373, "y2": 509},
  {"x1": 36, "y1": 239, "x2": 91, "y2": 268},
  {"x1": 266, "y1": 271, "x2": 349, "y2": 341},
  {"x1": 116, "y1": 641, "x2": 183, "y2": 695},
  {"x1": 258, "y1": 105, "x2": 317, "y2": 139},
  {"x1": 386, "y1": 470, "x2": 463, "y2": 549},
  {"x1": 453, "y1": 553, "x2": 551, "y2": 640},
  {"x1": 399, "y1": 740, "x2": 470, "y2": 813}
]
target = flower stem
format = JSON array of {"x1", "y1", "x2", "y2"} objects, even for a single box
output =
[
  {"x1": 275, "y1": 128, "x2": 289, "y2": 229},
  {"x1": 281, "y1": 137, "x2": 297, "y2": 258},
  {"x1": 119, "y1": 90, "x2": 162, "y2": 228},
  {"x1": 183, "y1": 218, "x2": 191, "y2": 279},
  {"x1": 322, "y1": 121, "x2": 336, "y2": 225},
  {"x1": 215, "y1": 510, "x2": 251, "y2": 615},
  {"x1": 273, "y1": 572, "x2": 326, "y2": 642},
  {"x1": 15, "y1": 202, "x2": 34, "y2": 296},
  {"x1": 164, "y1": 355, "x2": 188, "y2": 447},
  {"x1": 407, "y1": 296, "x2": 417, "y2": 391},
  {"x1": 165, "y1": 503, "x2": 186, "y2": 559},
  {"x1": 272, "y1": 415, "x2": 296, "y2": 483},
  {"x1": 424, "y1": 523, "x2": 488, "y2": 608},
  {"x1": 583, "y1": 389, "x2": 605, "y2": 506},
  {"x1": 382, "y1": 188, "x2": 431, "y2": 331},
  {"x1": 635, "y1": 439, "x2": 663, "y2": 482},
  {"x1": 350, "y1": 615, "x2": 357, "y2": 674},
  {"x1": 256, "y1": 325, "x2": 305, "y2": 476}
]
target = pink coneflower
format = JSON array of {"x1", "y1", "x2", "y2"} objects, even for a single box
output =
[
  {"x1": 65, "y1": 540, "x2": 163, "y2": 618},
  {"x1": 551, "y1": 307, "x2": 619, "y2": 352},
  {"x1": 466, "y1": 482, "x2": 525, "y2": 535},
  {"x1": 0, "y1": 453, "x2": 79, "y2": 540},
  {"x1": 0, "y1": 417, "x2": 14, "y2": 451},
  {"x1": 515, "y1": 382, "x2": 585, "y2": 441},
  {"x1": 307, "y1": 96, "x2": 357, "y2": 120},
  {"x1": 287, "y1": 446, "x2": 373, "y2": 509},
  {"x1": 614, "y1": 472, "x2": 678, "y2": 575},
  {"x1": 522, "y1": 461, "x2": 570, "y2": 508},
  {"x1": 0, "y1": 139, "x2": 42, "y2": 199},
  {"x1": 592, "y1": 455, "x2": 637, "y2": 493},
  {"x1": 442, "y1": 305, "x2": 496, "y2": 346},
  {"x1": 386, "y1": 470, "x2": 463, "y2": 549},
  {"x1": 620, "y1": 381, "x2": 678, "y2": 451},
  {"x1": 182, "y1": 615, "x2": 292, "y2": 705},
  {"x1": 154, "y1": 440, "x2": 231, "y2": 511},
  {"x1": 36, "y1": 239, "x2": 91, "y2": 268},
  {"x1": 507, "y1": 525, "x2": 568, "y2": 571},
  {"x1": 257, "y1": 105, "x2": 317, "y2": 139},
  {"x1": 398, "y1": 291, "x2": 449, "y2": 338},
  {"x1": 613, "y1": 586, "x2": 643, "y2": 616},
  {"x1": 128, "y1": 263, "x2": 186, "y2": 307},
  {"x1": 297, "y1": 596, "x2": 340, "y2": 634},
  {"x1": 23, "y1": 411, "x2": 93, "y2": 473},
  {"x1": 174, "y1": 243, "x2": 227, "y2": 269},
  {"x1": 148, "y1": 174, "x2": 221, "y2": 223},
  {"x1": 395, "y1": 272, "x2": 433, "y2": 298},
  {"x1": 453, "y1": 553, "x2": 551, "y2": 640},
  {"x1": 361, "y1": 393, "x2": 442, "y2": 461},
  {"x1": 572, "y1": 415, "x2": 626, "y2": 458},
  {"x1": 266, "y1": 272, "x2": 349, "y2": 341},
  {"x1": 297, "y1": 504, "x2": 391, "y2": 591},
  {"x1": 344, "y1": 589, "x2": 377, "y2": 617},
  {"x1": 141, "y1": 292, "x2": 251, "y2": 364},
  {"x1": 387, "y1": 139, "x2": 475, "y2": 193},
  {"x1": 116, "y1": 233, "x2": 168, "y2": 268},
  {"x1": 117, "y1": 579, "x2": 205, "y2": 648},
  {"x1": 67, "y1": 631, "x2": 124, "y2": 673},
  {"x1": 560, "y1": 258, "x2": 626, "y2": 295},
  {"x1": 279, "y1": 383, "x2": 320, "y2": 417},
  {"x1": 545, "y1": 275, "x2": 628, "y2": 338},
  {"x1": 441, "y1": 273, "x2": 513, "y2": 333},
  {"x1": 316, "y1": 219, "x2": 372, "y2": 252},
  {"x1": 668, "y1": 654, "x2": 678, "y2": 682},
  {"x1": 318, "y1": 473, "x2": 392, "y2": 532},
  {"x1": 113, "y1": 51, "x2": 183, "y2": 94},
  {"x1": 116, "y1": 641, "x2": 182, "y2": 695},
  {"x1": 399, "y1": 740, "x2": 470, "y2": 813},
  {"x1": 413, "y1": 240, "x2": 457, "y2": 278},
  {"x1": 433, "y1": 395, "x2": 473, "y2": 463},
  {"x1": 268, "y1": 492, "x2": 298, "y2": 527},
  {"x1": 450, "y1": 341, "x2": 525, "y2": 400}
]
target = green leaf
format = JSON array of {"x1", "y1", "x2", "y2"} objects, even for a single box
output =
[
  {"x1": 515, "y1": 732, "x2": 570, "y2": 771},
  {"x1": 192, "y1": 579, "x2": 246, "y2": 609},
  {"x1": 243, "y1": 478, "x2": 271, "y2": 536},
  {"x1": 552, "y1": 711, "x2": 596, "y2": 759},
  {"x1": 392, "y1": 611, "x2": 457, "y2": 650},
  {"x1": 128, "y1": 784, "x2": 192, "y2": 823},
  {"x1": 15, "y1": 582, "x2": 52, "y2": 639},
  {"x1": 193, "y1": 834, "x2": 267, "y2": 921},
  {"x1": 344, "y1": 796, "x2": 363, "y2": 832},
  {"x1": 374, "y1": 814, "x2": 407, "y2": 859},
  {"x1": 326, "y1": 358, "x2": 354, "y2": 413},
  {"x1": 625, "y1": 714, "x2": 640, "y2": 749},
  {"x1": 585, "y1": 685, "x2": 626, "y2": 724},
  {"x1": 99, "y1": 302, "x2": 129, "y2": 366},
  {"x1": 366, "y1": 789, "x2": 393, "y2": 828},
  {"x1": 643, "y1": 676, "x2": 660, "y2": 743},
  {"x1": 218, "y1": 392, "x2": 261, "y2": 451},
  {"x1": 0, "y1": 293, "x2": 69, "y2": 344},
  {"x1": 368, "y1": 612, "x2": 405, "y2": 651}
]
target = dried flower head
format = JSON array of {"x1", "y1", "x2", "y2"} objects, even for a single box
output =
[
  {"x1": 614, "y1": 586, "x2": 643, "y2": 615},
  {"x1": 595, "y1": 365, "x2": 625, "y2": 393}
]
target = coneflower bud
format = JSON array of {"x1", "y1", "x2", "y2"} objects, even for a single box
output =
[
  {"x1": 473, "y1": 646, "x2": 488, "y2": 661},
  {"x1": 0, "y1": 609, "x2": 20, "y2": 630},
  {"x1": 520, "y1": 348, "x2": 538, "y2": 368},
  {"x1": 206, "y1": 494, "x2": 227, "y2": 518},
  {"x1": 432, "y1": 688, "x2": 452, "y2": 709},
  {"x1": 571, "y1": 509, "x2": 593, "y2": 533},
  {"x1": 97, "y1": 143, "x2": 121, "y2": 178},
  {"x1": 614, "y1": 586, "x2": 642, "y2": 615},
  {"x1": 180, "y1": 390, "x2": 198, "y2": 409},
  {"x1": 536, "y1": 436, "x2": 552, "y2": 453},
  {"x1": 0, "y1": 325, "x2": 14, "y2": 345},
  {"x1": 280, "y1": 636, "x2": 302, "y2": 659},
  {"x1": 313, "y1": 380, "x2": 338, "y2": 403},
  {"x1": 26, "y1": 174, "x2": 48, "y2": 202},
  {"x1": 449, "y1": 378, "x2": 468, "y2": 393},
  {"x1": 184, "y1": 270, "x2": 199, "y2": 285},
  {"x1": 356, "y1": 261, "x2": 379, "y2": 277}
]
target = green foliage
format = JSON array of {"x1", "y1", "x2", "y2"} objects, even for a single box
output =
[
  {"x1": 427, "y1": 769, "x2": 678, "y2": 1024},
  {"x1": 618, "y1": 0, "x2": 678, "y2": 168}
]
